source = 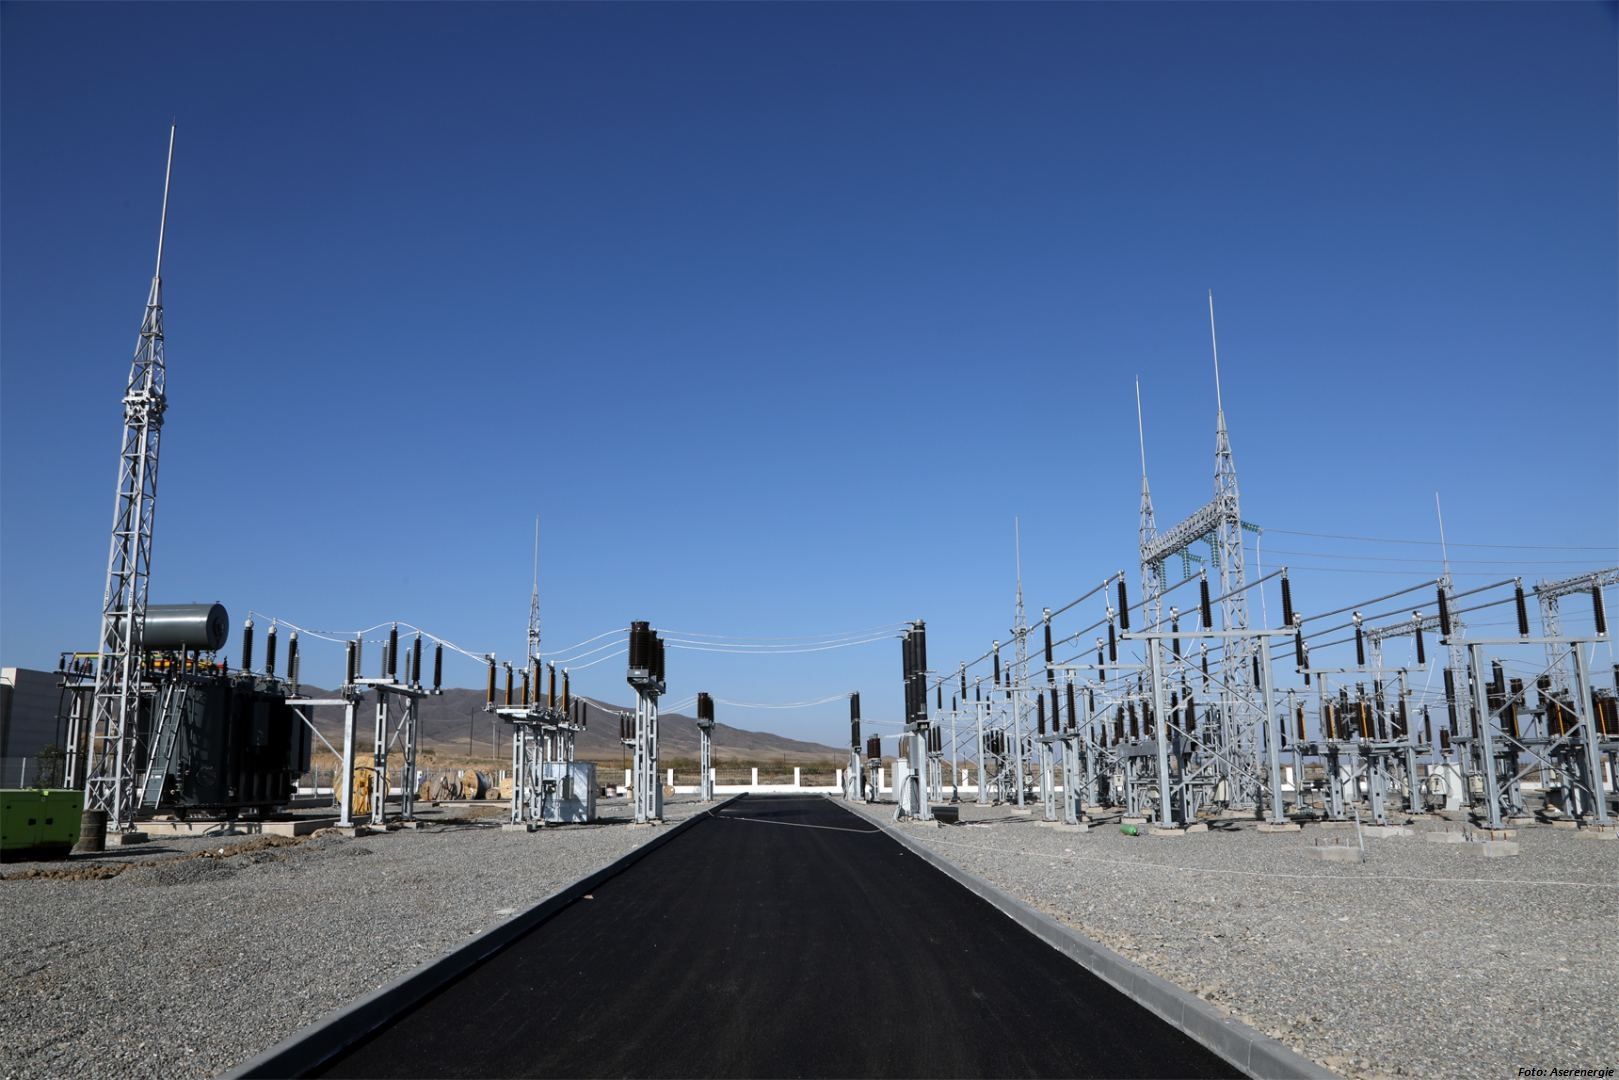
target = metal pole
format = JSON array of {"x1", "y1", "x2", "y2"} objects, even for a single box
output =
[
  {"x1": 1467, "y1": 643, "x2": 1505, "y2": 831},
  {"x1": 1570, "y1": 645, "x2": 1613, "y2": 826},
  {"x1": 1259, "y1": 643, "x2": 1285, "y2": 824},
  {"x1": 1149, "y1": 640, "x2": 1173, "y2": 828},
  {"x1": 338, "y1": 698, "x2": 357, "y2": 829}
]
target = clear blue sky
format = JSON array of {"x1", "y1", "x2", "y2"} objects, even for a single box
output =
[{"x1": 3, "y1": 2, "x2": 1615, "y2": 748}]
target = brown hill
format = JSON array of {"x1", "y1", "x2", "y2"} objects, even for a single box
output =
[{"x1": 296, "y1": 687, "x2": 842, "y2": 763}]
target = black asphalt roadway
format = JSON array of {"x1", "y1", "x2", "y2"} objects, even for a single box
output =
[{"x1": 315, "y1": 796, "x2": 1237, "y2": 1079}]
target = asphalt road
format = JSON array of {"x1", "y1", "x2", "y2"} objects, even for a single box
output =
[{"x1": 314, "y1": 796, "x2": 1237, "y2": 1079}]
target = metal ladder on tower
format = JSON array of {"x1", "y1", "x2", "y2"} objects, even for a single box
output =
[{"x1": 138, "y1": 679, "x2": 192, "y2": 809}]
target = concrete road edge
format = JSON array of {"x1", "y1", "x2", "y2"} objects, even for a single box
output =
[
  {"x1": 224, "y1": 795, "x2": 746, "y2": 1079},
  {"x1": 852, "y1": 802, "x2": 1337, "y2": 1080}
]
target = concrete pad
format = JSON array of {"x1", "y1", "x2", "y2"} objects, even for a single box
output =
[
  {"x1": 106, "y1": 831, "x2": 150, "y2": 846},
  {"x1": 1257, "y1": 821, "x2": 1302, "y2": 833},
  {"x1": 1054, "y1": 822, "x2": 1091, "y2": 833},
  {"x1": 1361, "y1": 825, "x2": 1414, "y2": 837},
  {"x1": 1311, "y1": 820, "x2": 1354, "y2": 830},
  {"x1": 1550, "y1": 819, "x2": 1579, "y2": 830},
  {"x1": 1424, "y1": 830, "x2": 1468, "y2": 843},
  {"x1": 1035, "y1": 819, "x2": 1063, "y2": 828},
  {"x1": 333, "y1": 826, "x2": 372, "y2": 837},
  {"x1": 1183, "y1": 821, "x2": 1209, "y2": 833},
  {"x1": 1148, "y1": 826, "x2": 1189, "y2": 838},
  {"x1": 1120, "y1": 815, "x2": 1148, "y2": 825},
  {"x1": 141, "y1": 817, "x2": 337, "y2": 837},
  {"x1": 1010, "y1": 808, "x2": 1034, "y2": 816},
  {"x1": 1305, "y1": 844, "x2": 1363, "y2": 862},
  {"x1": 1475, "y1": 839, "x2": 1520, "y2": 857},
  {"x1": 1484, "y1": 828, "x2": 1518, "y2": 840},
  {"x1": 1577, "y1": 825, "x2": 1618, "y2": 839},
  {"x1": 1505, "y1": 816, "x2": 1536, "y2": 827},
  {"x1": 500, "y1": 823, "x2": 539, "y2": 833}
]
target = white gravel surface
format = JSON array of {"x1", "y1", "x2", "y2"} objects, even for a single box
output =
[
  {"x1": 847, "y1": 800, "x2": 1619, "y2": 1080},
  {"x1": 0, "y1": 796, "x2": 713, "y2": 1079}
]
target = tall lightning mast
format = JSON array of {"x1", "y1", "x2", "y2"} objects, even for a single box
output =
[
  {"x1": 1136, "y1": 377, "x2": 1162, "y2": 628},
  {"x1": 1209, "y1": 293, "x2": 1251, "y2": 645},
  {"x1": 86, "y1": 125, "x2": 175, "y2": 830},
  {"x1": 1011, "y1": 516, "x2": 1029, "y2": 805},
  {"x1": 527, "y1": 516, "x2": 541, "y2": 662}
]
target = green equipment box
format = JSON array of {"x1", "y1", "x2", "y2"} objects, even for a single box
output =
[{"x1": 1, "y1": 788, "x2": 84, "y2": 862}]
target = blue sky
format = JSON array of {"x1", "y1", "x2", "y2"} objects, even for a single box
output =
[{"x1": 3, "y1": 2, "x2": 1614, "y2": 747}]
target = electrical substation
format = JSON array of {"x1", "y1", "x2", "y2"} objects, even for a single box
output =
[{"x1": 3, "y1": 125, "x2": 1614, "y2": 1080}]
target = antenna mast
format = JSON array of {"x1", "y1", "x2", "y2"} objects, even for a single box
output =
[{"x1": 85, "y1": 125, "x2": 175, "y2": 830}]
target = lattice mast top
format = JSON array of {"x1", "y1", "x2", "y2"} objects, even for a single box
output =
[
  {"x1": 1209, "y1": 292, "x2": 1250, "y2": 642},
  {"x1": 1012, "y1": 515, "x2": 1030, "y2": 708},
  {"x1": 1136, "y1": 377, "x2": 1161, "y2": 627},
  {"x1": 527, "y1": 516, "x2": 541, "y2": 663},
  {"x1": 87, "y1": 125, "x2": 175, "y2": 829}
]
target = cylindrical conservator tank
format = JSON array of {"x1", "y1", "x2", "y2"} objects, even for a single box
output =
[{"x1": 125, "y1": 603, "x2": 230, "y2": 652}]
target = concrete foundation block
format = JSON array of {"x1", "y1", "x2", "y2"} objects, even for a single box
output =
[
  {"x1": 1475, "y1": 839, "x2": 1520, "y2": 857},
  {"x1": 1484, "y1": 828, "x2": 1518, "y2": 840},
  {"x1": 1183, "y1": 821, "x2": 1209, "y2": 833},
  {"x1": 1361, "y1": 825, "x2": 1414, "y2": 837},
  {"x1": 1148, "y1": 826, "x2": 1189, "y2": 838},
  {"x1": 1010, "y1": 808, "x2": 1034, "y2": 816},
  {"x1": 1423, "y1": 830, "x2": 1468, "y2": 844},
  {"x1": 1577, "y1": 825, "x2": 1618, "y2": 840},
  {"x1": 1055, "y1": 821, "x2": 1091, "y2": 832},
  {"x1": 1305, "y1": 844, "x2": 1363, "y2": 862},
  {"x1": 107, "y1": 831, "x2": 150, "y2": 847},
  {"x1": 333, "y1": 826, "x2": 371, "y2": 837},
  {"x1": 499, "y1": 822, "x2": 539, "y2": 833},
  {"x1": 1121, "y1": 815, "x2": 1149, "y2": 825},
  {"x1": 1505, "y1": 816, "x2": 1537, "y2": 827},
  {"x1": 1257, "y1": 821, "x2": 1303, "y2": 833}
]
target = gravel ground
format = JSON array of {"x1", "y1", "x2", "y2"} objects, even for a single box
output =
[
  {"x1": 847, "y1": 800, "x2": 1619, "y2": 1080},
  {"x1": 0, "y1": 795, "x2": 714, "y2": 1079}
]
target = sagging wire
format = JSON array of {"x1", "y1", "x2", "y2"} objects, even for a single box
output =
[
  {"x1": 666, "y1": 632, "x2": 902, "y2": 655},
  {"x1": 657, "y1": 621, "x2": 910, "y2": 643},
  {"x1": 713, "y1": 693, "x2": 853, "y2": 709},
  {"x1": 1263, "y1": 528, "x2": 1617, "y2": 553}
]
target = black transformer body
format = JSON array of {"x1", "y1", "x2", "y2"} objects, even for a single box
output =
[{"x1": 162, "y1": 673, "x2": 311, "y2": 815}]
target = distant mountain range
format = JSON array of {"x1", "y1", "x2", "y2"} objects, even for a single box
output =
[{"x1": 295, "y1": 686, "x2": 843, "y2": 762}]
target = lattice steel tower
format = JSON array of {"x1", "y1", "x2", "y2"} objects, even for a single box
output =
[{"x1": 86, "y1": 126, "x2": 176, "y2": 829}]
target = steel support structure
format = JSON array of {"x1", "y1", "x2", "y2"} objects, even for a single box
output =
[{"x1": 85, "y1": 128, "x2": 176, "y2": 831}]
